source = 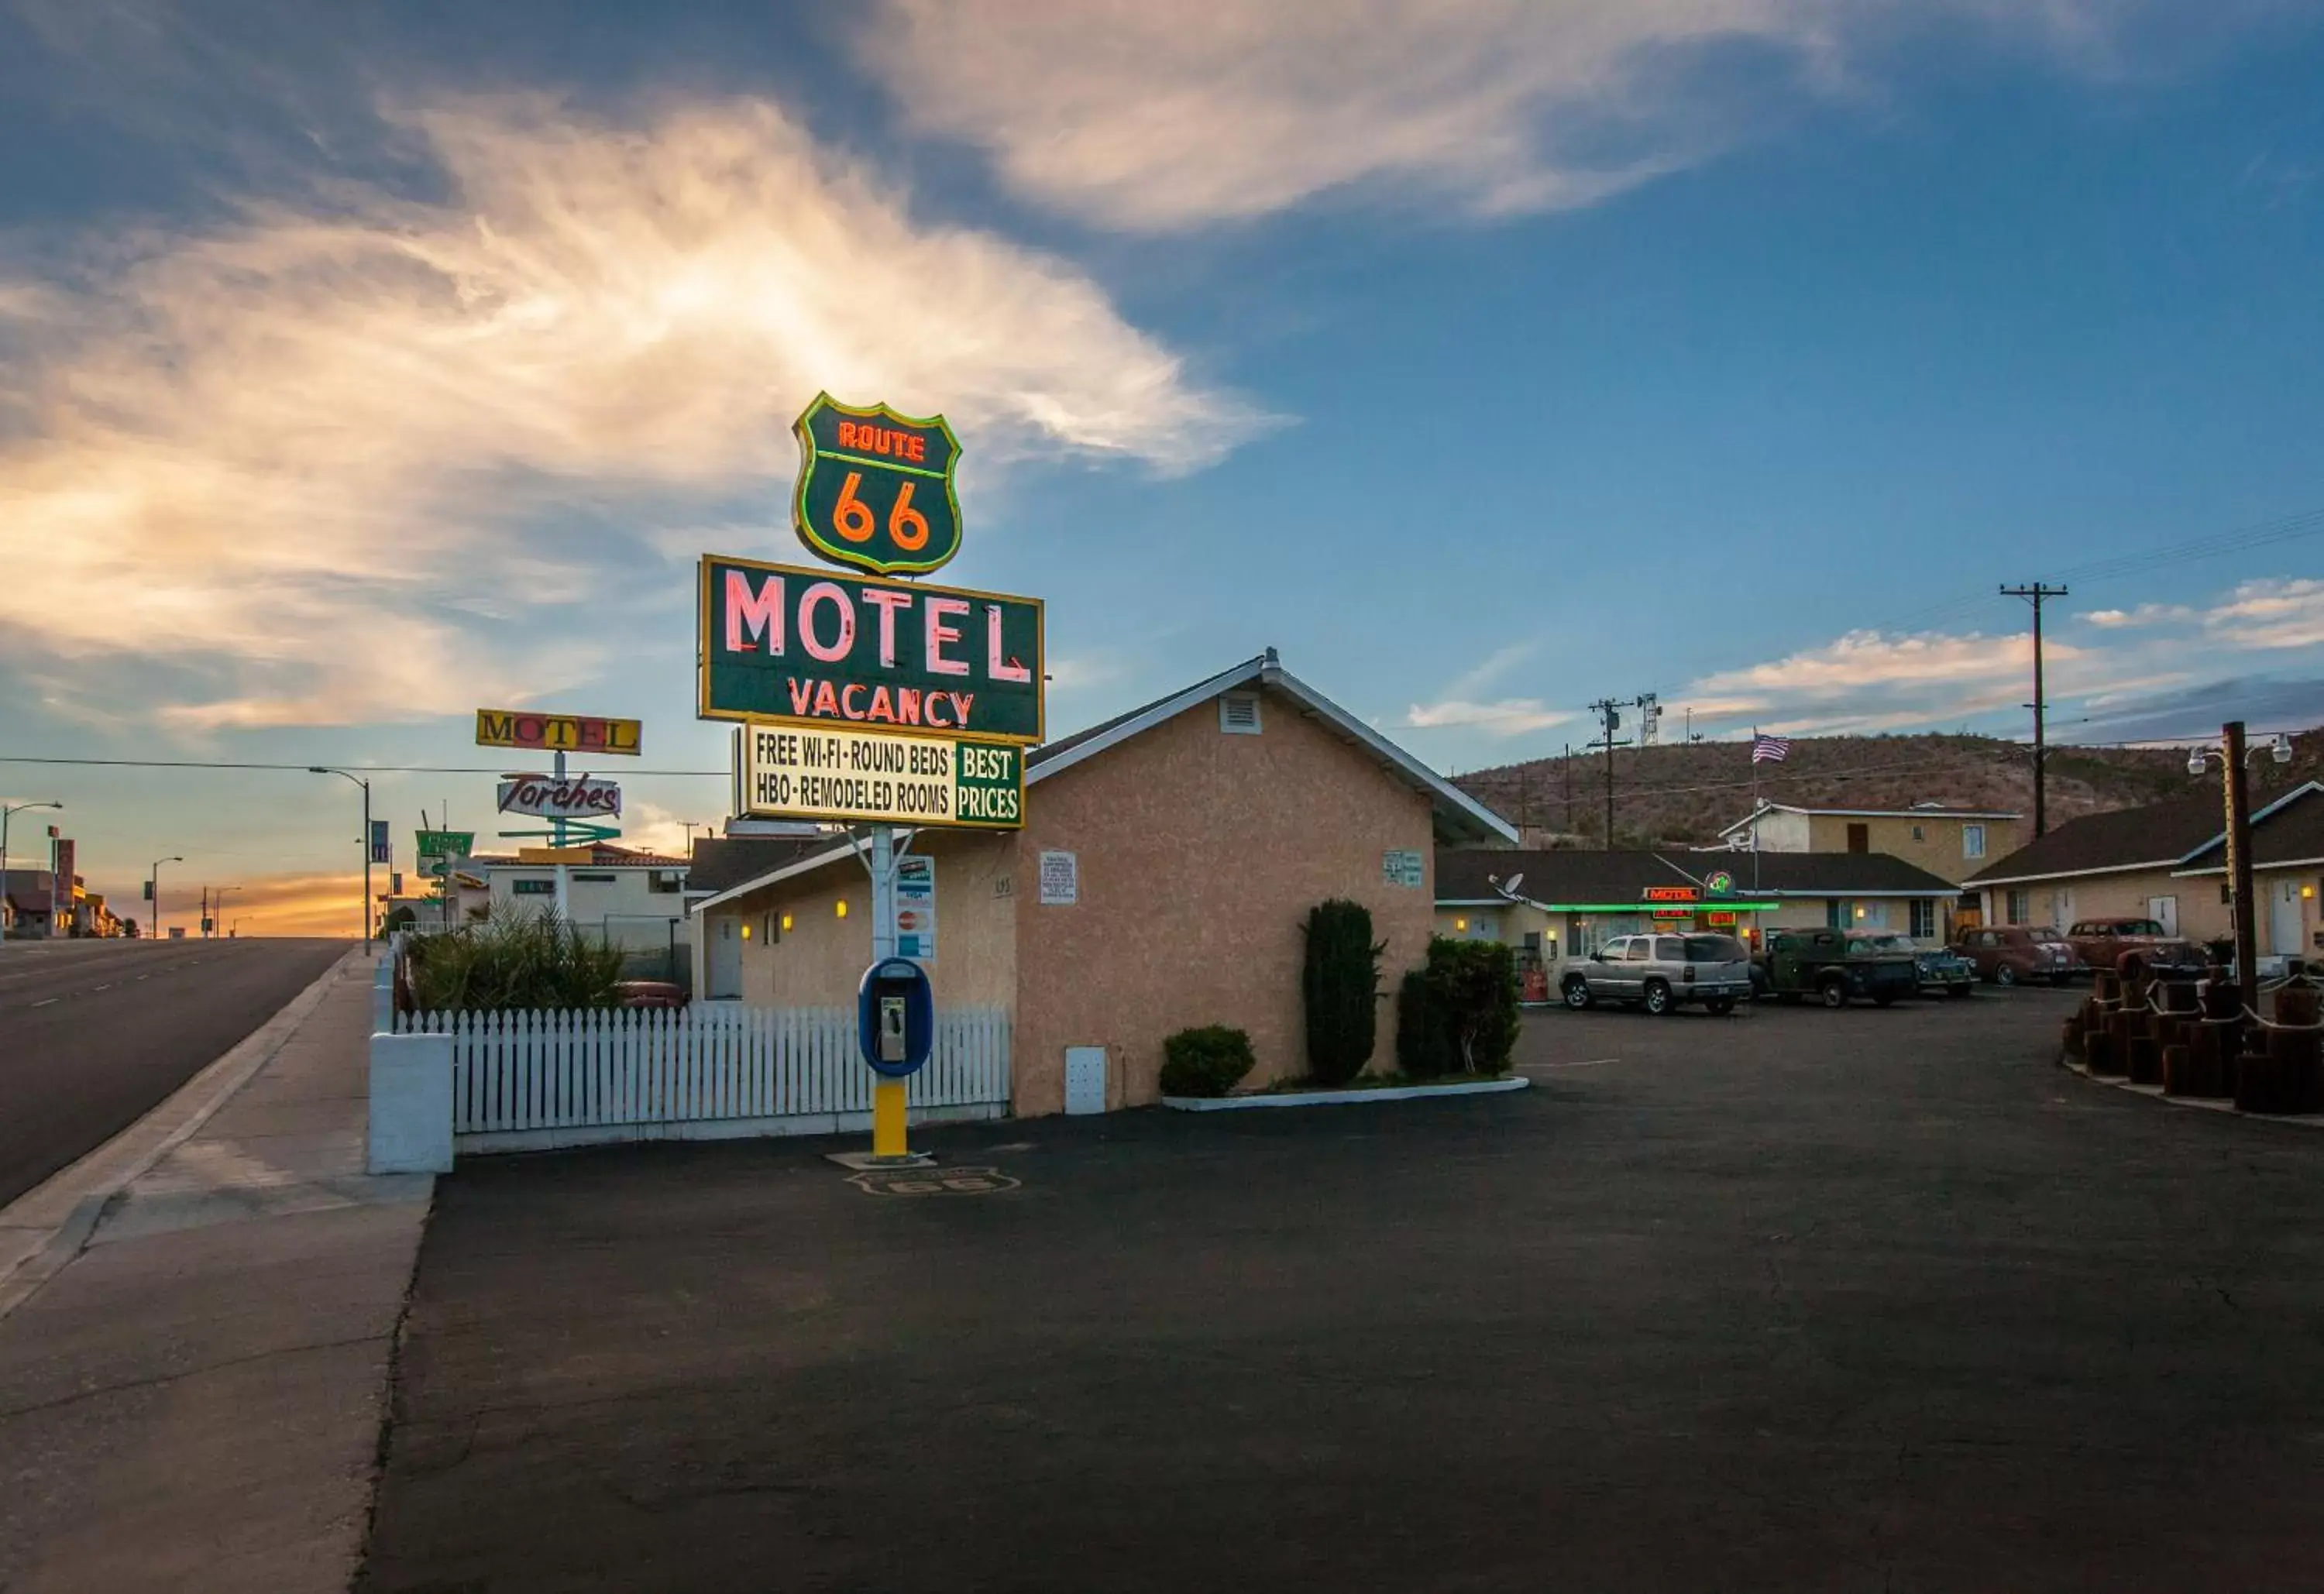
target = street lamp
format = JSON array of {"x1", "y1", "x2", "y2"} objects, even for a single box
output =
[
  {"x1": 0, "y1": 800, "x2": 64, "y2": 945},
  {"x1": 149, "y1": 856, "x2": 183, "y2": 940},
  {"x1": 2187, "y1": 723, "x2": 2290, "y2": 1015},
  {"x1": 309, "y1": 768, "x2": 375, "y2": 952},
  {"x1": 211, "y1": 885, "x2": 242, "y2": 940}
]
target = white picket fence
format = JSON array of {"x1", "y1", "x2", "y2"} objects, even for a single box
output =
[{"x1": 393, "y1": 1004, "x2": 1011, "y2": 1154}]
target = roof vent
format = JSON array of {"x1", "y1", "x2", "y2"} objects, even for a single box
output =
[{"x1": 1219, "y1": 692, "x2": 1262, "y2": 735}]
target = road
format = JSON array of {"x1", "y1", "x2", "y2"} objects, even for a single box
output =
[
  {"x1": 361, "y1": 986, "x2": 2324, "y2": 1592},
  {"x1": 0, "y1": 937, "x2": 351, "y2": 1208}
]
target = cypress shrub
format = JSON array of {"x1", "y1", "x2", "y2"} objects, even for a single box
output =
[
  {"x1": 1160, "y1": 1025, "x2": 1257, "y2": 1098},
  {"x1": 1303, "y1": 899, "x2": 1384, "y2": 1086},
  {"x1": 1395, "y1": 969, "x2": 1456, "y2": 1077},
  {"x1": 1425, "y1": 936, "x2": 1521, "y2": 1074}
]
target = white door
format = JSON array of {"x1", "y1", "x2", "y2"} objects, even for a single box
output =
[
  {"x1": 2270, "y1": 881, "x2": 2303, "y2": 958},
  {"x1": 707, "y1": 916, "x2": 743, "y2": 1000},
  {"x1": 2147, "y1": 895, "x2": 2178, "y2": 937}
]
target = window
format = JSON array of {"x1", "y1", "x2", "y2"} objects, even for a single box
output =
[
  {"x1": 1683, "y1": 935, "x2": 1748, "y2": 962},
  {"x1": 1910, "y1": 899, "x2": 1936, "y2": 940},
  {"x1": 570, "y1": 871, "x2": 617, "y2": 883},
  {"x1": 1624, "y1": 940, "x2": 1652, "y2": 961},
  {"x1": 1826, "y1": 898, "x2": 1844, "y2": 929},
  {"x1": 1855, "y1": 901, "x2": 1889, "y2": 929},
  {"x1": 1654, "y1": 936, "x2": 1686, "y2": 960},
  {"x1": 1846, "y1": 823, "x2": 1870, "y2": 854},
  {"x1": 1219, "y1": 692, "x2": 1262, "y2": 735},
  {"x1": 1910, "y1": 824, "x2": 1925, "y2": 842},
  {"x1": 2006, "y1": 888, "x2": 2030, "y2": 925},
  {"x1": 1596, "y1": 936, "x2": 1628, "y2": 960},
  {"x1": 1963, "y1": 825, "x2": 1987, "y2": 860},
  {"x1": 512, "y1": 878, "x2": 554, "y2": 896}
]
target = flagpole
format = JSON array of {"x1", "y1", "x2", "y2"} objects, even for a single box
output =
[{"x1": 1751, "y1": 728, "x2": 1761, "y2": 898}]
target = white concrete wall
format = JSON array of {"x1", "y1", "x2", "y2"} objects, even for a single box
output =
[{"x1": 368, "y1": 1032, "x2": 453, "y2": 1173}]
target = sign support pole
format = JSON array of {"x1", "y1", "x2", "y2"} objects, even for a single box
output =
[
  {"x1": 866, "y1": 822, "x2": 909, "y2": 1160},
  {"x1": 552, "y1": 748, "x2": 570, "y2": 922}
]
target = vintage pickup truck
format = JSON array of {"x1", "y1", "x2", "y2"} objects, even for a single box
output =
[{"x1": 1756, "y1": 928, "x2": 1920, "y2": 1008}]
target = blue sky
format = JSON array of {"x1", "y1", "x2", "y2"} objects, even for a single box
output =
[{"x1": 3, "y1": 0, "x2": 2322, "y2": 930}]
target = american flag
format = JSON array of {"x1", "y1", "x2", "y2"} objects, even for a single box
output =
[{"x1": 1751, "y1": 733, "x2": 1792, "y2": 764}]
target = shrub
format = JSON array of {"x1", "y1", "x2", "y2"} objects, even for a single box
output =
[
  {"x1": 1160, "y1": 1025, "x2": 1257, "y2": 1098},
  {"x1": 1394, "y1": 969, "x2": 1456, "y2": 1077},
  {"x1": 404, "y1": 908, "x2": 628, "y2": 1012},
  {"x1": 1425, "y1": 936, "x2": 1521, "y2": 1074},
  {"x1": 1303, "y1": 899, "x2": 1384, "y2": 1086}
]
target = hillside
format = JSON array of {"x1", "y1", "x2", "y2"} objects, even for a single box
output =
[{"x1": 1452, "y1": 728, "x2": 2324, "y2": 850}]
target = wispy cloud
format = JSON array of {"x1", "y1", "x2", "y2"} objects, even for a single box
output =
[
  {"x1": 857, "y1": 0, "x2": 2249, "y2": 232},
  {"x1": 2082, "y1": 603, "x2": 2196, "y2": 628},
  {"x1": 2205, "y1": 577, "x2": 2324, "y2": 651},
  {"x1": 0, "y1": 94, "x2": 1269, "y2": 730},
  {"x1": 1405, "y1": 697, "x2": 1575, "y2": 737},
  {"x1": 1676, "y1": 625, "x2": 2196, "y2": 736}
]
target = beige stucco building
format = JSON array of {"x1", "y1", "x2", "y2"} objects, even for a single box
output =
[
  {"x1": 1434, "y1": 848, "x2": 1965, "y2": 974},
  {"x1": 1718, "y1": 803, "x2": 2023, "y2": 888},
  {"x1": 1965, "y1": 782, "x2": 2322, "y2": 964},
  {"x1": 689, "y1": 654, "x2": 1517, "y2": 1117}
]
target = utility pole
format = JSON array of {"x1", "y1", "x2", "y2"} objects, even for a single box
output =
[
  {"x1": 2001, "y1": 582, "x2": 2068, "y2": 836},
  {"x1": 1587, "y1": 698, "x2": 1641, "y2": 847},
  {"x1": 1562, "y1": 744, "x2": 1573, "y2": 833}
]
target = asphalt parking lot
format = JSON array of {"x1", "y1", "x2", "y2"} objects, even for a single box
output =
[{"x1": 360, "y1": 986, "x2": 2324, "y2": 1593}]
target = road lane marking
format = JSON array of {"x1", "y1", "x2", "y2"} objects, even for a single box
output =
[
  {"x1": 31, "y1": 998, "x2": 57, "y2": 1008},
  {"x1": 93, "y1": 983, "x2": 111, "y2": 991}
]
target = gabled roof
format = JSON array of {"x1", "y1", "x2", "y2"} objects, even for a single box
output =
[
  {"x1": 1718, "y1": 801, "x2": 2019, "y2": 837},
  {"x1": 1962, "y1": 792, "x2": 2229, "y2": 888},
  {"x1": 686, "y1": 835, "x2": 832, "y2": 896},
  {"x1": 1436, "y1": 848, "x2": 1960, "y2": 908},
  {"x1": 693, "y1": 651, "x2": 1518, "y2": 916},
  {"x1": 2171, "y1": 782, "x2": 2324, "y2": 875},
  {"x1": 1026, "y1": 651, "x2": 1515, "y2": 845}
]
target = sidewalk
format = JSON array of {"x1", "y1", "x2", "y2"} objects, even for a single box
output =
[{"x1": 0, "y1": 952, "x2": 431, "y2": 1593}]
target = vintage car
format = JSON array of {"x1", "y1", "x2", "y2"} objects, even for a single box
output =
[
  {"x1": 1952, "y1": 925, "x2": 2081, "y2": 987},
  {"x1": 2066, "y1": 919, "x2": 2207, "y2": 981},
  {"x1": 1866, "y1": 933, "x2": 1975, "y2": 998},
  {"x1": 1758, "y1": 928, "x2": 1919, "y2": 1008},
  {"x1": 1559, "y1": 932, "x2": 1754, "y2": 1016}
]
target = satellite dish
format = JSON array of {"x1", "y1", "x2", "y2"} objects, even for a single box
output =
[{"x1": 1504, "y1": 872, "x2": 1525, "y2": 895}]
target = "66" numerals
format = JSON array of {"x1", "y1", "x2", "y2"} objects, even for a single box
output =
[{"x1": 831, "y1": 471, "x2": 930, "y2": 551}]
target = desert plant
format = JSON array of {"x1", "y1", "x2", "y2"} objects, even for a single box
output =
[
  {"x1": 1160, "y1": 1025, "x2": 1257, "y2": 1098},
  {"x1": 1303, "y1": 899, "x2": 1384, "y2": 1086},
  {"x1": 1395, "y1": 968, "x2": 1456, "y2": 1077},
  {"x1": 404, "y1": 908, "x2": 628, "y2": 1012},
  {"x1": 1424, "y1": 936, "x2": 1521, "y2": 1074}
]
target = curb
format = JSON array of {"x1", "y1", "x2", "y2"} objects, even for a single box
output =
[
  {"x1": 1165, "y1": 1077, "x2": 1531, "y2": 1111},
  {"x1": 0, "y1": 945, "x2": 366, "y2": 1322},
  {"x1": 2055, "y1": 1053, "x2": 2324, "y2": 1130}
]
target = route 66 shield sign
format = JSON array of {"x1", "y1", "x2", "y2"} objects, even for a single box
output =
[{"x1": 792, "y1": 393, "x2": 963, "y2": 577}]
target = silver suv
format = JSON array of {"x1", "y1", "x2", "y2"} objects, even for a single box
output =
[{"x1": 1561, "y1": 933, "x2": 1753, "y2": 1016}]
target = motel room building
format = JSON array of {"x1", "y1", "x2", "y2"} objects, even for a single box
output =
[
  {"x1": 1434, "y1": 848, "x2": 1965, "y2": 967},
  {"x1": 1717, "y1": 802, "x2": 2023, "y2": 888},
  {"x1": 689, "y1": 651, "x2": 1518, "y2": 1116},
  {"x1": 1965, "y1": 782, "x2": 2322, "y2": 963}
]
